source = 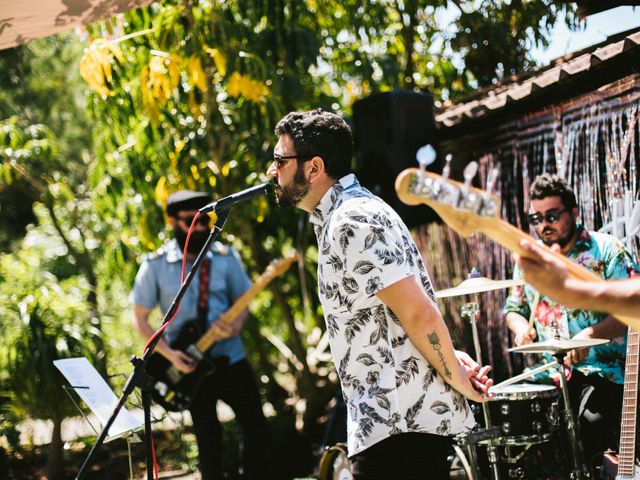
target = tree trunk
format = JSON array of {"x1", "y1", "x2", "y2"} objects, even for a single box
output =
[{"x1": 46, "y1": 416, "x2": 65, "y2": 480}]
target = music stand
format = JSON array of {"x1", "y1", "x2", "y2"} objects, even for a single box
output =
[{"x1": 74, "y1": 208, "x2": 232, "y2": 480}]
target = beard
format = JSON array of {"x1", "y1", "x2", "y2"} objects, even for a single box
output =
[
  {"x1": 540, "y1": 221, "x2": 577, "y2": 248},
  {"x1": 274, "y1": 165, "x2": 310, "y2": 208},
  {"x1": 174, "y1": 226, "x2": 210, "y2": 255}
]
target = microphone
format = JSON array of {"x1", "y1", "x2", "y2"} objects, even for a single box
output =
[{"x1": 198, "y1": 182, "x2": 274, "y2": 213}]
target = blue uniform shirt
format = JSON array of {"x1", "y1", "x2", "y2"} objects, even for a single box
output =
[{"x1": 131, "y1": 238, "x2": 252, "y2": 364}]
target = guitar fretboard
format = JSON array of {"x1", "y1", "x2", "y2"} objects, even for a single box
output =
[{"x1": 618, "y1": 328, "x2": 639, "y2": 478}]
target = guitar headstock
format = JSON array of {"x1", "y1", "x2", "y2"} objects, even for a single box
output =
[{"x1": 395, "y1": 164, "x2": 501, "y2": 237}]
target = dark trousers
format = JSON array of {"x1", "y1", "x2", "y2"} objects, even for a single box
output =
[
  {"x1": 567, "y1": 370, "x2": 623, "y2": 465},
  {"x1": 350, "y1": 432, "x2": 452, "y2": 480},
  {"x1": 188, "y1": 358, "x2": 269, "y2": 480}
]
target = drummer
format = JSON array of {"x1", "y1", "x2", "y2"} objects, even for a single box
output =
[{"x1": 503, "y1": 173, "x2": 639, "y2": 464}]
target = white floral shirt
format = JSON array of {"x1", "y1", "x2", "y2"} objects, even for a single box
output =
[{"x1": 310, "y1": 174, "x2": 475, "y2": 456}]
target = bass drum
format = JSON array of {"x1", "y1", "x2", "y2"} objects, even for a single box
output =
[{"x1": 317, "y1": 443, "x2": 353, "y2": 480}]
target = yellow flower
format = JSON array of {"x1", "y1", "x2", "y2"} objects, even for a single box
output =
[
  {"x1": 227, "y1": 72, "x2": 243, "y2": 97},
  {"x1": 205, "y1": 47, "x2": 227, "y2": 76},
  {"x1": 188, "y1": 55, "x2": 207, "y2": 92},
  {"x1": 226, "y1": 72, "x2": 269, "y2": 102},
  {"x1": 79, "y1": 40, "x2": 124, "y2": 97},
  {"x1": 154, "y1": 176, "x2": 169, "y2": 208},
  {"x1": 140, "y1": 53, "x2": 182, "y2": 118}
]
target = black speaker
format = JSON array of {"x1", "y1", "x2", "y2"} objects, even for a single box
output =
[{"x1": 352, "y1": 90, "x2": 439, "y2": 228}]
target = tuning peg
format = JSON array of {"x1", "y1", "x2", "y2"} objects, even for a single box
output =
[
  {"x1": 486, "y1": 167, "x2": 499, "y2": 194},
  {"x1": 462, "y1": 161, "x2": 478, "y2": 190},
  {"x1": 442, "y1": 154, "x2": 452, "y2": 181},
  {"x1": 416, "y1": 144, "x2": 436, "y2": 173}
]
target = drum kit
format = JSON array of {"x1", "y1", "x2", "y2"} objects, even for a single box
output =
[{"x1": 439, "y1": 268, "x2": 609, "y2": 480}]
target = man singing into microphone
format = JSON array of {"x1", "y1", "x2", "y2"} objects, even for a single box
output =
[
  {"x1": 130, "y1": 190, "x2": 269, "y2": 480},
  {"x1": 266, "y1": 109, "x2": 492, "y2": 480}
]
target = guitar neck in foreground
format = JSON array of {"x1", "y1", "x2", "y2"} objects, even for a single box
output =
[{"x1": 394, "y1": 167, "x2": 639, "y2": 329}]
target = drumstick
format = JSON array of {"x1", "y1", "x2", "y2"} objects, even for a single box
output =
[
  {"x1": 527, "y1": 291, "x2": 540, "y2": 332},
  {"x1": 489, "y1": 360, "x2": 558, "y2": 392}
]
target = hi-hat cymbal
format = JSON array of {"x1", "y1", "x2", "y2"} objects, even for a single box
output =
[
  {"x1": 435, "y1": 276, "x2": 525, "y2": 298},
  {"x1": 508, "y1": 338, "x2": 610, "y2": 354}
]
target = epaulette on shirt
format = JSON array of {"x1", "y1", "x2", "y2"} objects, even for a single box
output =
[
  {"x1": 146, "y1": 247, "x2": 167, "y2": 261},
  {"x1": 211, "y1": 241, "x2": 229, "y2": 256}
]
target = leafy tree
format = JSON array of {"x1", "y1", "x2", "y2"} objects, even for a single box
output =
[
  {"x1": 0, "y1": 35, "x2": 93, "y2": 251},
  {"x1": 0, "y1": 214, "x2": 103, "y2": 480},
  {"x1": 77, "y1": 0, "x2": 580, "y2": 444},
  {"x1": 0, "y1": 1, "x2": 582, "y2": 476}
]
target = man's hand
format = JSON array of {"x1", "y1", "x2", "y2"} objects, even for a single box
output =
[
  {"x1": 564, "y1": 329, "x2": 591, "y2": 366},
  {"x1": 211, "y1": 321, "x2": 235, "y2": 340},
  {"x1": 167, "y1": 348, "x2": 196, "y2": 373},
  {"x1": 454, "y1": 350, "x2": 494, "y2": 397},
  {"x1": 515, "y1": 240, "x2": 568, "y2": 300},
  {"x1": 513, "y1": 324, "x2": 537, "y2": 346},
  {"x1": 565, "y1": 348, "x2": 589, "y2": 366}
]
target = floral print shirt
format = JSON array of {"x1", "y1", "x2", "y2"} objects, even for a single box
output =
[
  {"x1": 310, "y1": 174, "x2": 475, "y2": 456},
  {"x1": 503, "y1": 225, "x2": 639, "y2": 384}
]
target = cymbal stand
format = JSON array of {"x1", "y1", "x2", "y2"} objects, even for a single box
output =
[
  {"x1": 461, "y1": 299, "x2": 500, "y2": 480},
  {"x1": 553, "y1": 351, "x2": 588, "y2": 480}
]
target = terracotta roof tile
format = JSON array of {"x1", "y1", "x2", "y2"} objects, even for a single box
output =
[{"x1": 437, "y1": 27, "x2": 640, "y2": 128}]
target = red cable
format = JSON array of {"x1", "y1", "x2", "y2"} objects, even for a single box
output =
[
  {"x1": 151, "y1": 434, "x2": 159, "y2": 479},
  {"x1": 143, "y1": 212, "x2": 203, "y2": 474},
  {"x1": 143, "y1": 213, "x2": 201, "y2": 352}
]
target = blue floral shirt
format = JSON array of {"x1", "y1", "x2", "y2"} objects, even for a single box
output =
[{"x1": 503, "y1": 225, "x2": 639, "y2": 384}]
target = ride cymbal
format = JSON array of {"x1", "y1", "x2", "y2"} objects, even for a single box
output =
[
  {"x1": 435, "y1": 276, "x2": 525, "y2": 298},
  {"x1": 508, "y1": 338, "x2": 610, "y2": 354}
]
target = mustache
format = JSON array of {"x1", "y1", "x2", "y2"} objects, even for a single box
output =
[{"x1": 541, "y1": 227, "x2": 556, "y2": 235}]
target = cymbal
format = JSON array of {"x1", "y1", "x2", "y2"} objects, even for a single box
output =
[
  {"x1": 508, "y1": 338, "x2": 610, "y2": 354},
  {"x1": 435, "y1": 276, "x2": 525, "y2": 298}
]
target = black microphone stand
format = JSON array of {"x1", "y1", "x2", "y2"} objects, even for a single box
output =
[{"x1": 76, "y1": 208, "x2": 232, "y2": 480}]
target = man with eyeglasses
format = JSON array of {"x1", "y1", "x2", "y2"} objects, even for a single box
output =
[
  {"x1": 130, "y1": 190, "x2": 269, "y2": 480},
  {"x1": 267, "y1": 109, "x2": 494, "y2": 480},
  {"x1": 503, "y1": 173, "x2": 639, "y2": 464}
]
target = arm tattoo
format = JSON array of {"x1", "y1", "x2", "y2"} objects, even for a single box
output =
[{"x1": 427, "y1": 332, "x2": 452, "y2": 380}]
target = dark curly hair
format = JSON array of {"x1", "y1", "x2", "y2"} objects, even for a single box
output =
[
  {"x1": 529, "y1": 173, "x2": 577, "y2": 210},
  {"x1": 274, "y1": 109, "x2": 353, "y2": 180}
]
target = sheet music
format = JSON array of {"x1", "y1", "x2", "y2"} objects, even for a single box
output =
[{"x1": 54, "y1": 357, "x2": 142, "y2": 440}]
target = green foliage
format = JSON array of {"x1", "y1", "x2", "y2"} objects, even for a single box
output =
[
  {"x1": 0, "y1": 227, "x2": 102, "y2": 422},
  {"x1": 0, "y1": 34, "x2": 93, "y2": 251},
  {"x1": 0, "y1": 2, "x2": 581, "y2": 475},
  {"x1": 451, "y1": 0, "x2": 579, "y2": 87}
]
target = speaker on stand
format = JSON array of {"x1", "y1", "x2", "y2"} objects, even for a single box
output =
[{"x1": 352, "y1": 89, "x2": 441, "y2": 229}]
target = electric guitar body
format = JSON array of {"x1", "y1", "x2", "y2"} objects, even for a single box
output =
[
  {"x1": 145, "y1": 320, "x2": 229, "y2": 411},
  {"x1": 145, "y1": 252, "x2": 298, "y2": 411},
  {"x1": 602, "y1": 452, "x2": 640, "y2": 480}
]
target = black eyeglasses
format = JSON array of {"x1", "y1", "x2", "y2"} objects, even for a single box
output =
[
  {"x1": 272, "y1": 154, "x2": 298, "y2": 169},
  {"x1": 272, "y1": 153, "x2": 315, "y2": 169},
  {"x1": 527, "y1": 208, "x2": 567, "y2": 226},
  {"x1": 177, "y1": 215, "x2": 210, "y2": 227}
]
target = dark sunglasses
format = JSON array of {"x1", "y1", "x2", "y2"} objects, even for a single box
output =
[
  {"x1": 272, "y1": 153, "x2": 315, "y2": 169},
  {"x1": 527, "y1": 208, "x2": 567, "y2": 226},
  {"x1": 177, "y1": 215, "x2": 210, "y2": 227}
]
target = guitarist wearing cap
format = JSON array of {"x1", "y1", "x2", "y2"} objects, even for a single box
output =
[
  {"x1": 130, "y1": 190, "x2": 269, "y2": 480},
  {"x1": 503, "y1": 174, "x2": 639, "y2": 466}
]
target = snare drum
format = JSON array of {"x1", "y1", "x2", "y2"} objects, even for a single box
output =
[{"x1": 486, "y1": 383, "x2": 560, "y2": 445}]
